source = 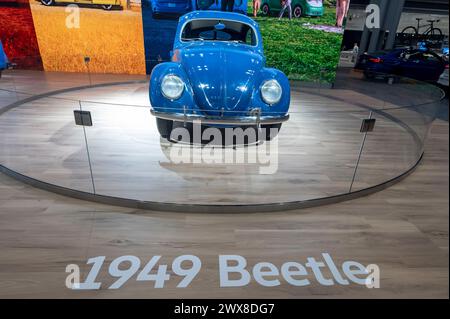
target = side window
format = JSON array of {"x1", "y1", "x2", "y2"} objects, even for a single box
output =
[
  {"x1": 245, "y1": 29, "x2": 252, "y2": 45},
  {"x1": 405, "y1": 52, "x2": 422, "y2": 62},
  {"x1": 244, "y1": 28, "x2": 256, "y2": 46}
]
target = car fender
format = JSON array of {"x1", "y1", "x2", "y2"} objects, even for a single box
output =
[
  {"x1": 150, "y1": 62, "x2": 196, "y2": 114},
  {"x1": 251, "y1": 67, "x2": 290, "y2": 116}
]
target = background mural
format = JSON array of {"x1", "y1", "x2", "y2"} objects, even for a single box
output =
[
  {"x1": 1, "y1": 0, "x2": 349, "y2": 81},
  {"x1": 0, "y1": 0, "x2": 43, "y2": 69},
  {"x1": 141, "y1": 0, "x2": 348, "y2": 83},
  {"x1": 29, "y1": 0, "x2": 146, "y2": 74}
]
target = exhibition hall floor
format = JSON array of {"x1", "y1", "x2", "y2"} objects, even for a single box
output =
[{"x1": 0, "y1": 71, "x2": 448, "y2": 298}]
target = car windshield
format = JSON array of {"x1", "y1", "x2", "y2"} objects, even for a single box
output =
[{"x1": 181, "y1": 19, "x2": 257, "y2": 46}]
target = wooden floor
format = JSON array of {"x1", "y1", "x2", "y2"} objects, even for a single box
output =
[{"x1": 0, "y1": 70, "x2": 448, "y2": 298}]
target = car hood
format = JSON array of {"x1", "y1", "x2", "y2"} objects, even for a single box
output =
[{"x1": 178, "y1": 42, "x2": 264, "y2": 113}]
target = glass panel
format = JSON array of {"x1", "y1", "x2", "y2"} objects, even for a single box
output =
[
  {"x1": 351, "y1": 100, "x2": 440, "y2": 191},
  {"x1": 0, "y1": 95, "x2": 94, "y2": 193}
]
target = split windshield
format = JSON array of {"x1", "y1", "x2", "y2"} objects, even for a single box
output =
[{"x1": 181, "y1": 19, "x2": 257, "y2": 46}]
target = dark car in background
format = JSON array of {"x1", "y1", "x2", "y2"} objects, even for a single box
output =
[{"x1": 356, "y1": 48, "x2": 448, "y2": 83}]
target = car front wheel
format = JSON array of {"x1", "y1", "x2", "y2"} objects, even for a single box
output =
[
  {"x1": 102, "y1": 4, "x2": 113, "y2": 10},
  {"x1": 363, "y1": 71, "x2": 376, "y2": 80},
  {"x1": 156, "y1": 118, "x2": 173, "y2": 139},
  {"x1": 293, "y1": 5, "x2": 303, "y2": 18},
  {"x1": 40, "y1": 0, "x2": 55, "y2": 6},
  {"x1": 261, "y1": 4, "x2": 270, "y2": 16},
  {"x1": 261, "y1": 124, "x2": 282, "y2": 141}
]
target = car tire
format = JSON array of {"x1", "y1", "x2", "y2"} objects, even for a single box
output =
[
  {"x1": 102, "y1": 4, "x2": 113, "y2": 10},
  {"x1": 261, "y1": 4, "x2": 270, "y2": 16},
  {"x1": 363, "y1": 71, "x2": 375, "y2": 80},
  {"x1": 40, "y1": 0, "x2": 55, "y2": 6},
  {"x1": 156, "y1": 118, "x2": 173, "y2": 140},
  {"x1": 261, "y1": 124, "x2": 282, "y2": 141},
  {"x1": 293, "y1": 5, "x2": 303, "y2": 18},
  {"x1": 387, "y1": 76, "x2": 400, "y2": 84}
]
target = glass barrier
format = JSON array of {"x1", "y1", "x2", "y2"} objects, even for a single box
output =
[
  {"x1": 0, "y1": 65, "x2": 446, "y2": 210},
  {"x1": 351, "y1": 100, "x2": 442, "y2": 191},
  {"x1": 0, "y1": 95, "x2": 94, "y2": 193}
]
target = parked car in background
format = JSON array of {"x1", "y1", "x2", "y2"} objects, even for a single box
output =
[
  {"x1": 356, "y1": 48, "x2": 448, "y2": 83},
  {"x1": 149, "y1": 11, "x2": 290, "y2": 141},
  {"x1": 261, "y1": 0, "x2": 324, "y2": 18},
  {"x1": 0, "y1": 40, "x2": 9, "y2": 78},
  {"x1": 193, "y1": 0, "x2": 247, "y2": 14},
  {"x1": 38, "y1": 0, "x2": 122, "y2": 10},
  {"x1": 151, "y1": 0, "x2": 191, "y2": 15}
]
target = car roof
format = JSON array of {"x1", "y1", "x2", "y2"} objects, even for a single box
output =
[{"x1": 179, "y1": 10, "x2": 259, "y2": 29}]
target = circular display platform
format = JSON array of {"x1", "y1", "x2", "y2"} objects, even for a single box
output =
[{"x1": 0, "y1": 71, "x2": 444, "y2": 212}]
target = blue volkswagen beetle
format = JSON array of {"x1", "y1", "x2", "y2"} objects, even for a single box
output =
[{"x1": 150, "y1": 11, "x2": 290, "y2": 141}]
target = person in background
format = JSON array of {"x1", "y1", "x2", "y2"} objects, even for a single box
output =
[
  {"x1": 221, "y1": 0, "x2": 235, "y2": 11},
  {"x1": 279, "y1": 0, "x2": 292, "y2": 20},
  {"x1": 336, "y1": 0, "x2": 350, "y2": 28},
  {"x1": 351, "y1": 42, "x2": 359, "y2": 63},
  {"x1": 253, "y1": 0, "x2": 261, "y2": 18}
]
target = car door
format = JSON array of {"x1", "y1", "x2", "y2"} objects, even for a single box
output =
[
  {"x1": 401, "y1": 51, "x2": 444, "y2": 82},
  {"x1": 419, "y1": 52, "x2": 446, "y2": 82},
  {"x1": 269, "y1": 0, "x2": 281, "y2": 11}
]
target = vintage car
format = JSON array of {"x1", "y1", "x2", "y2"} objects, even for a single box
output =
[
  {"x1": 261, "y1": 0, "x2": 324, "y2": 18},
  {"x1": 194, "y1": 0, "x2": 248, "y2": 14},
  {"x1": 150, "y1": 11, "x2": 290, "y2": 142},
  {"x1": 38, "y1": 0, "x2": 122, "y2": 10},
  {"x1": 0, "y1": 41, "x2": 9, "y2": 79},
  {"x1": 150, "y1": 0, "x2": 191, "y2": 15}
]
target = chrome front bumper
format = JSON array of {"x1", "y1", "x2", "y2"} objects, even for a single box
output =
[{"x1": 150, "y1": 110, "x2": 289, "y2": 126}]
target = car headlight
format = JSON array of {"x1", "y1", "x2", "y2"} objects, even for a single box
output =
[
  {"x1": 161, "y1": 74, "x2": 184, "y2": 100},
  {"x1": 261, "y1": 79, "x2": 282, "y2": 105}
]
